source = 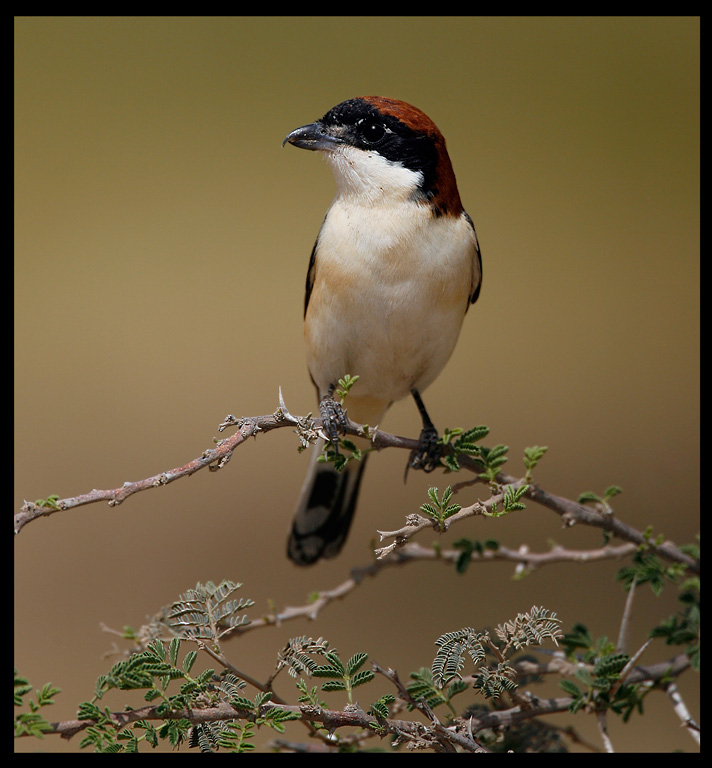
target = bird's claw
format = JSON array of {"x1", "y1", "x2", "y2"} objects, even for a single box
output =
[
  {"x1": 408, "y1": 425, "x2": 442, "y2": 473},
  {"x1": 319, "y1": 394, "x2": 349, "y2": 449}
]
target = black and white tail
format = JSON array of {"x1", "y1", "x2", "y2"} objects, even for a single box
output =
[{"x1": 287, "y1": 441, "x2": 368, "y2": 565}]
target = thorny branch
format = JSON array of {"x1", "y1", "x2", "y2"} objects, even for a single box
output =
[
  {"x1": 85, "y1": 551, "x2": 697, "y2": 752},
  {"x1": 217, "y1": 541, "x2": 639, "y2": 637},
  {"x1": 24, "y1": 651, "x2": 692, "y2": 750},
  {"x1": 15, "y1": 390, "x2": 699, "y2": 751},
  {"x1": 15, "y1": 392, "x2": 699, "y2": 578}
]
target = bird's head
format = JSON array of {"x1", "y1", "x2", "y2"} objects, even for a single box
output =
[{"x1": 283, "y1": 96, "x2": 462, "y2": 216}]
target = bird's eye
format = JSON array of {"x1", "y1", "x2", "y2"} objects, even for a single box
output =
[{"x1": 360, "y1": 119, "x2": 386, "y2": 144}]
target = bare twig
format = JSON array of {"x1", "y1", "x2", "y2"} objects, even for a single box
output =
[
  {"x1": 96, "y1": 541, "x2": 640, "y2": 666},
  {"x1": 619, "y1": 638, "x2": 653, "y2": 684},
  {"x1": 596, "y1": 710, "x2": 614, "y2": 752},
  {"x1": 617, "y1": 575, "x2": 637, "y2": 653},
  {"x1": 167, "y1": 542, "x2": 639, "y2": 642},
  {"x1": 196, "y1": 640, "x2": 282, "y2": 702},
  {"x1": 400, "y1": 541, "x2": 637, "y2": 572},
  {"x1": 663, "y1": 681, "x2": 700, "y2": 746}
]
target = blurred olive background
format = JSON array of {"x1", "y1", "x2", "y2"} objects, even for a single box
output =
[{"x1": 15, "y1": 17, "x2": 698, "y2": 753}]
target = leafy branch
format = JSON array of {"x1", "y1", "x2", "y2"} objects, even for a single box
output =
[
  {"x1": 16, "y1": 563, "x2": 699, "y2": 753},
  {"x1": 430, "y1": 607, "x2": 563, "y2": 701},
  {"x1": 14, "y1": 671, "x2": 61, "y2": 738},
  {"x1": 312, "y1": 651, "x2": 375, "y2": 703},
  {"x1": 159, "y1": 580, "x2": 254, "y2": 645},
  {"x1": 14, "y1": 395, "x2": 700, "y2": 752},
  {"x1": 420, "y1": 486, "x2": 461, "y2": 531}
]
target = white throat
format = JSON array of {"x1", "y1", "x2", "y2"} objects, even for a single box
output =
[{"x1": 325, "y1": 145, "x2": 423, "y2": 206}]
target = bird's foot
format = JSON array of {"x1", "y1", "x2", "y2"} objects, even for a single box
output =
[
  {"x1": 408, "y1": 425, "x2": 442, "y2": 473},
  {"x1": 319, "y1": 392, "x2": 349, "y2": 449}
]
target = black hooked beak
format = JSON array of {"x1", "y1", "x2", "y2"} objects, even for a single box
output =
[{"x1": 282, "y1": 121, "x2": 344, "y2": 152}]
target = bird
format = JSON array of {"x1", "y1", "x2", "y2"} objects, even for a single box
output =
[{"x1": 282, "y1": 96, "x2": 482, "y2": 565}]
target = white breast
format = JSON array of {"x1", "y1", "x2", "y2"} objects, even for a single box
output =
[{"x1": 304, "y1": 185, "x2": 476, "y2": 420}]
